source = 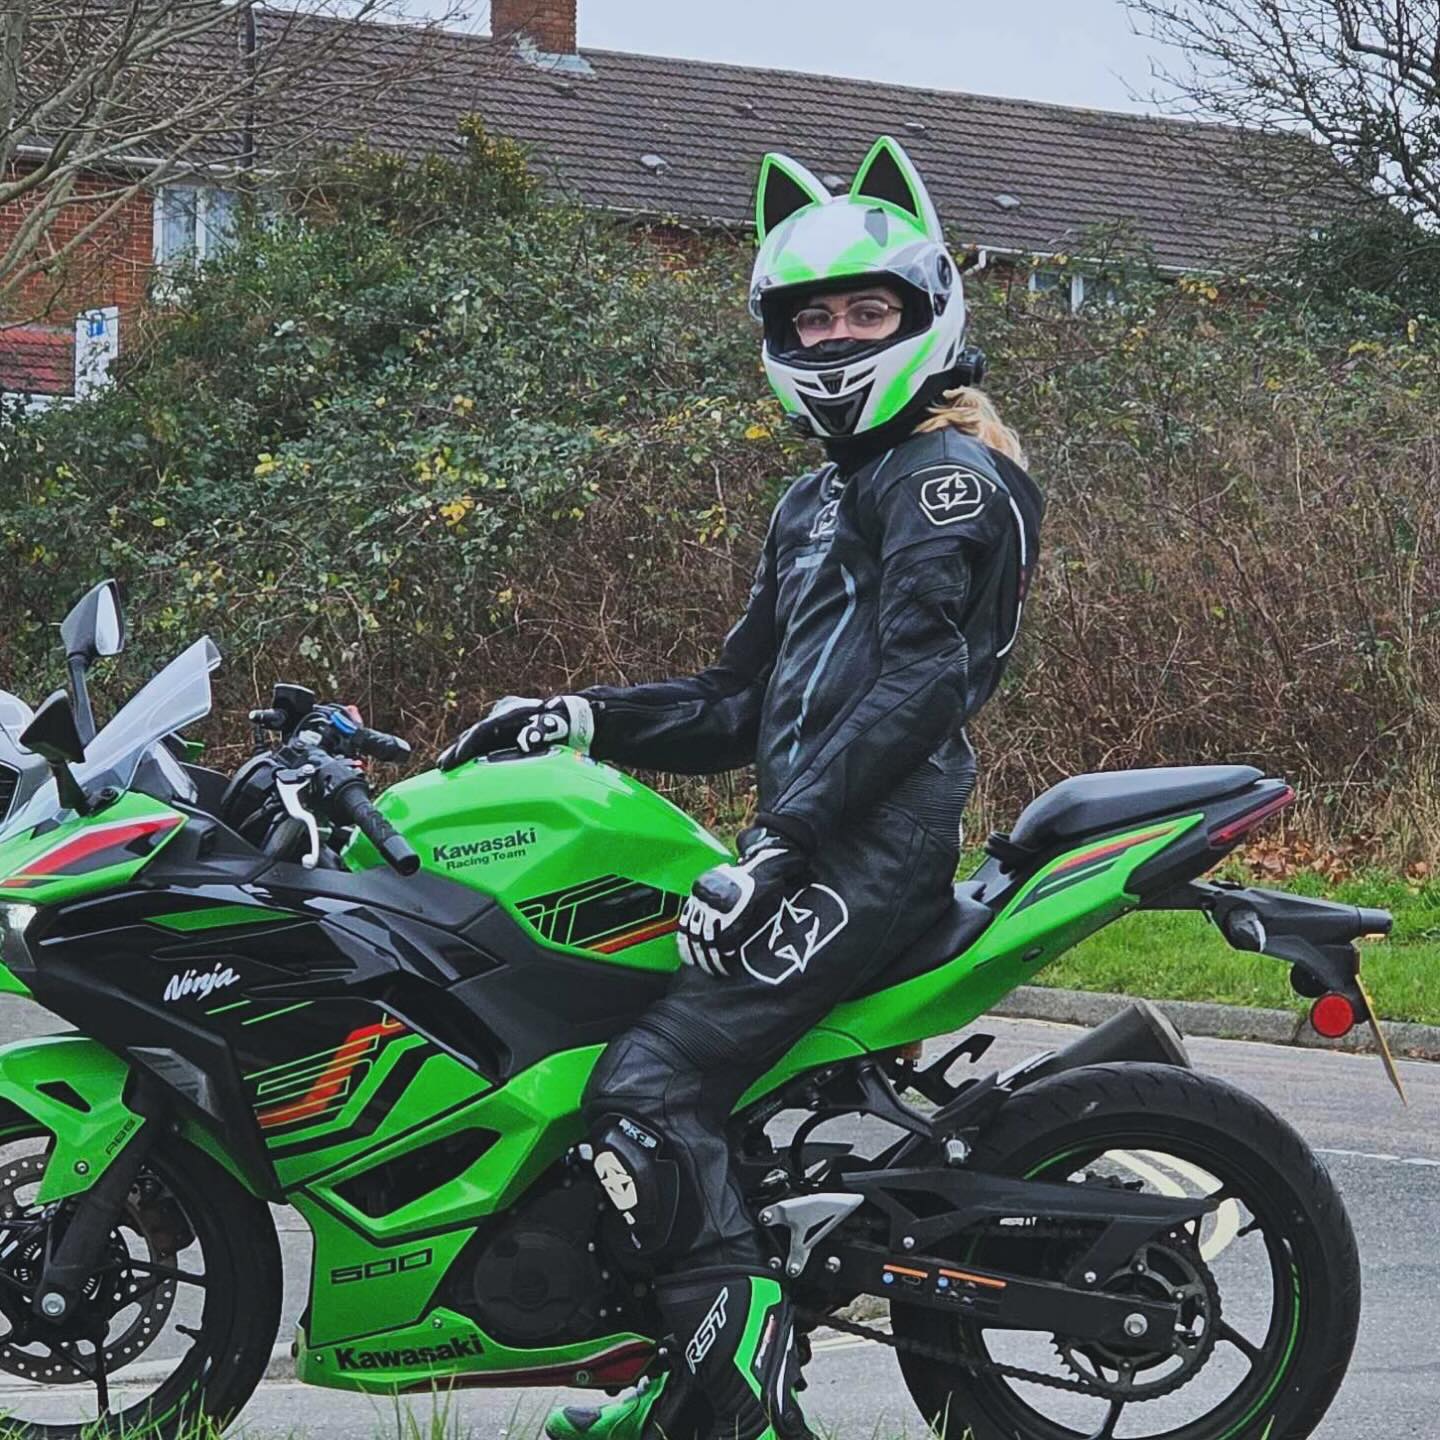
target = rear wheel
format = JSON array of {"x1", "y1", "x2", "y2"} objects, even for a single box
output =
[
  {"x1": 0, "y1": 1119, "x2": 281, "y2": 1439},
  {"x1": 893, "y1": 1063, "x2": 1359, "y2": 1440}
]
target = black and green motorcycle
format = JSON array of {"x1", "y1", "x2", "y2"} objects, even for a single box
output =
[{"x1": 0, "y1": 581, "x2": 1392, "y2": 1439}]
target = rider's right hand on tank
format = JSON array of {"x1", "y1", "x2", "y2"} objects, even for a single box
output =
[
  {"x1": 437, "y1": 694, "x2": 594, "y2": 769},
  {"x1": 677, "y1": 829, "x2": 810, "y2": 977}
]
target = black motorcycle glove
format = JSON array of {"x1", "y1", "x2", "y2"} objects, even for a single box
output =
[
  {"x1": 438, "y1": 695, "x2": 594, "y2": 770},
  {"x1": 677, "y1": 827, "x2": 810, "y2": 977}
]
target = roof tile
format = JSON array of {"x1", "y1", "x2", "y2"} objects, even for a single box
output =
[{"x1": 256, "y1": 17, "x2": 1331, "y2": 271}]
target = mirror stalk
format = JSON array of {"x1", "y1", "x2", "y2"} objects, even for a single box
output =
[
  {"x1": 49, "y1": 760, "x2": 92, "y2": 817},
  {"x1": 67, "y1": 655, "x2": 97, "y2": 747}
]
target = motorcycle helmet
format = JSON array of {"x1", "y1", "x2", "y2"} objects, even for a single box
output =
[{"x1": 749, "y1": 135, "x2": 977, "y2": 439}]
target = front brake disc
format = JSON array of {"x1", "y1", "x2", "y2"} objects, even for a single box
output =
[{"x1": 0, "y1": 1151, "x2": 181, "y2": 1384}]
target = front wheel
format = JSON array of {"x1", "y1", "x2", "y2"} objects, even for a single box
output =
[
  {"x1": 894, "y1": 1063, "x2": 1360, "y2": 1440},
  {"x1": 0, "y1": 1119, "x2": 281, "y2": 1439}
]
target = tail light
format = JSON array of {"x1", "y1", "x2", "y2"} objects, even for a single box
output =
[
  {"x1": 1310, "y1": 993, "x2": 1357, "y2": 1039},
  {"x1": 1209, "y1": 786, "x2": 1296, "y2": 847}
]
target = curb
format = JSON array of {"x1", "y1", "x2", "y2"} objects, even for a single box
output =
[{"x1": 992, "y1": 985, "x2": 1440, "y2": 1061}]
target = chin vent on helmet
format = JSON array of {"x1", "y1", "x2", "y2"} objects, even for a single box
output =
[{"x1": 800, "y1": 383, "x2": 873, "y2": 435}]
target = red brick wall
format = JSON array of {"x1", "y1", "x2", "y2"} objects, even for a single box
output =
[
  {"x1": 0, "y1": 164, "x2": 153, "y2": 326},
  {"x1": 491, "y1": 0, "x2": 576, "y2": 54},
  {"x1": 0, "y1": 324, "x2": 74, "y2": 393}
]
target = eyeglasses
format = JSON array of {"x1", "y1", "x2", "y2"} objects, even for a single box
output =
[{"x1": 792, "y1": 299, "x2": 904, "y2": 343}]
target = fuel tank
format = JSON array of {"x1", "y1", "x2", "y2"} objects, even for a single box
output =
[{"x1": 348, "y1": 749, "x2": 728, "y2": 971}]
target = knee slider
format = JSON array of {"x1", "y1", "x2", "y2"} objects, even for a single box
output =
[{"x1": 589, "y1": 1114, "x2": 683, "y2": 1259}]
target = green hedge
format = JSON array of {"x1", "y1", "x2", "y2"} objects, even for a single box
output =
[{"x1": 3, "y1": 133, "x2": 1439, "y2": 853}]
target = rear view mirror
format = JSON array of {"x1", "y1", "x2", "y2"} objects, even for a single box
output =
[
  {"x1": 20, "y1": 691, "x2": 90, "y2": 815},
  {"x1": 21, "y1": 691, "x2": 86, "y2": 766},
  {"x1": 60, "y1": 580, "x2": 125, "y2": 665}
]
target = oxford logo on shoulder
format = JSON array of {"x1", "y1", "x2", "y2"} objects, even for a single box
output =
[
  {"x1": 917, "y1": 467, "x2": 995, "y2": 527},
  {"x1": 740, "y1": 884, "x2": 850, "y2": 986}
]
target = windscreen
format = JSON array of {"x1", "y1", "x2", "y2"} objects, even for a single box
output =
[{"x1": 0, "y1": 637, "x2": 219, "y2": 839}]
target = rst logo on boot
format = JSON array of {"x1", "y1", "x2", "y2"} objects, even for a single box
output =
[
  {"x1": 686, "y1": 1287, "x2": 730, "y2": 1372},
  {"x1": 431, "y1": 827, "x2": 537, "y2": 873}
]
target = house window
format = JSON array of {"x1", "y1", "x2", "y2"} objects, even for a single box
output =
[
  {"x1": 1028, "y1": 268, "x2": 1087, "y2": 311},
  {"x1": 153, "y1": 185, "x2": 238, "y2": 265}
]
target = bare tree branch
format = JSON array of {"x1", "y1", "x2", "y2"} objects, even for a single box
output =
[
  {"x1": 1128, "y1": 0, "x2": 1440, "y2": 224},
  {"x1": 0, "y1": 0, "x2": 509, "y2": 321}
]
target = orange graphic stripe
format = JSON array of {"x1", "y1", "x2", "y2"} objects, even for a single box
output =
[
  {"x1": 1053, "y1": 825, "x2": 1174, "y2": 874},
  {"x1": 883, "y1": 1264, "x2": 929, "y2": 1280},
  {"x1": 257, "y1": 1016, "x2": 406, "y2": 1130},
  {"x1": 939, "y1": 1267, "x2": 1007, "y2": 1290},
  {"x1": 590, "y1": 916, "x2": 680, "y2": 954}
]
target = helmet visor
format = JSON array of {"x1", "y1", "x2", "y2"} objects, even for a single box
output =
[{"x1": 761, "y1": 273, "x2": 932, "y2": 369}]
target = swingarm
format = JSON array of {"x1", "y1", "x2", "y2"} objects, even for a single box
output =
[
  {"x1": 762, "y1": 1166, "x2": 1209, "y2": 1349},
  {"x1": 823, "y1": 1240, "x2": 1182, "y2": 1349}
]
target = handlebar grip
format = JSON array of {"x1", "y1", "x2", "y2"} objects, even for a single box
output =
[
  {"x1": 327, "y1": 772, "x2": 420, "y2": 876},
  {"x1": 357, "y1": 726, "x2": 412, "y2": 763}
]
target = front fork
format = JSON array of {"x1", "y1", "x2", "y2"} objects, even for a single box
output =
[{"x1": 32, "y1": 1116, "x2": 159, "y2": 1327}]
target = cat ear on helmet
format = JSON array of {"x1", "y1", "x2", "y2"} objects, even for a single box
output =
[
  {"x1": 850, "y1": 135, "x2": 943, "y2": 242},
  {"x1": 755, "y1": 153, "x2": 831, "y2": 241}
]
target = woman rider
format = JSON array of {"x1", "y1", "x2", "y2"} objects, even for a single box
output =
[{"x1": 439, "y1": 136, "x2": 1045, "y2": 1440}]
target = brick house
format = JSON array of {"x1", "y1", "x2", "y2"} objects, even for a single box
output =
[
  {"x1": 0, "y1": 0, "x2": 1319, "y2": 402},
  {"x1": 0, "y1": 171, "x2": 152, "y2": 404}
]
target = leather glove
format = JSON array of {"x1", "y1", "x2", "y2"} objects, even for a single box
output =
[
  {"x1": 438, "y1": 694, "x2": 594, "y2": 770},
  {"x1": 677, "y1": 827, "x2": 809, "y2": 977}
]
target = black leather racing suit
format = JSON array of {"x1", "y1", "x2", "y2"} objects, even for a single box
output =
[{"x1": 581, "y1": 425, "x2": 1044, "y2": 1271}]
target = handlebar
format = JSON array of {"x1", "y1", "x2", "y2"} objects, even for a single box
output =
[
  {"x1": 250, "y1": 692, "x2": 412, "y2": 764},
  {"x1": 351, "y1": 724, "x2": 412, "y2": 764},
  {"x1": 315, "y1": 759, "x2": 420, "y2": 876}
]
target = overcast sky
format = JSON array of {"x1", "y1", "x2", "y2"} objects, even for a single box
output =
[{"x1": 412, "y1": 1, "x2": 1191, "y2": 116}]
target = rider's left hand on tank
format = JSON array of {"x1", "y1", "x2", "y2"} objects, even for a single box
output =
[
  {"x1": 677, "y1": 828, "x2": 809, "y2": 977},
  {"x1": 438, "y1": 694, "x2": 594, "y2": 770}
]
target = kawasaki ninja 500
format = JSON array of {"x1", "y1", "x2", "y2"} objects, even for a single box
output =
[{"x1": 0, "y1": 582, "x2": 1391, "y2": 1439}]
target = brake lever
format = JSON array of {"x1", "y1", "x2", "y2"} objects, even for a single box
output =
[{"x1": 274, "y1": 765, "x2": 321, "y2": 870}]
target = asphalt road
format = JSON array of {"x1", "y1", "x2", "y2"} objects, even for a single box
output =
[{"x1": 0, "y1": 1013, "x2": 1434, "y2": 1438}]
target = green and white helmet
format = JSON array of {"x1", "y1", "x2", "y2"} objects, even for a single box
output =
[{"x1": 749, "y1": 136, "x2": 973, "y2": 439}]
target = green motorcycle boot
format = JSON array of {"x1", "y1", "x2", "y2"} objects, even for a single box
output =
[
  {"x1": 655, "y1": 1269, "x2": 813, "y2": 1440},
  {"x1": 545, "y1": 1373, "x2": 687, "y2": 1440}
]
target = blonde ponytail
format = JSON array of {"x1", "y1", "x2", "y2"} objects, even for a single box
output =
[{"x1": 914, "y1": 385, "x2": 1026, "y2": 466}]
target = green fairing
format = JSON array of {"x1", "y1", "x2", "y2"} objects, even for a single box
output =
[
  {"x1": 294, "y1": 1193, "x2": 476, "y2": 1347},
  {"x1": 297, "y1": 1046, "x2": 601, "y2": 1236},
  {"x1": 265, "y1": 1041, "x2": 474, "y2": 1187},
  {"x1": 294, "y1": 1306, "x2": 651, "y2": 1394},
  {"x1": 0, "y1": 790, "x2": 185, "y2": 905},
  {"x1": 741, "y1": 815, "x2": 1201, "y2": 1104},
  {"x1": 0, "y1": 1035, "x2": 142, "y2": 1203},
  {"x1": 827, "y1": 814, "x2": 1200, "y2": 1044},
  {"x1": 0, "y1": 964, "x2": 32, "y2": 999},
  {"x1": 150, "y1": 903, "x2": 292, "y2": 933}
]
